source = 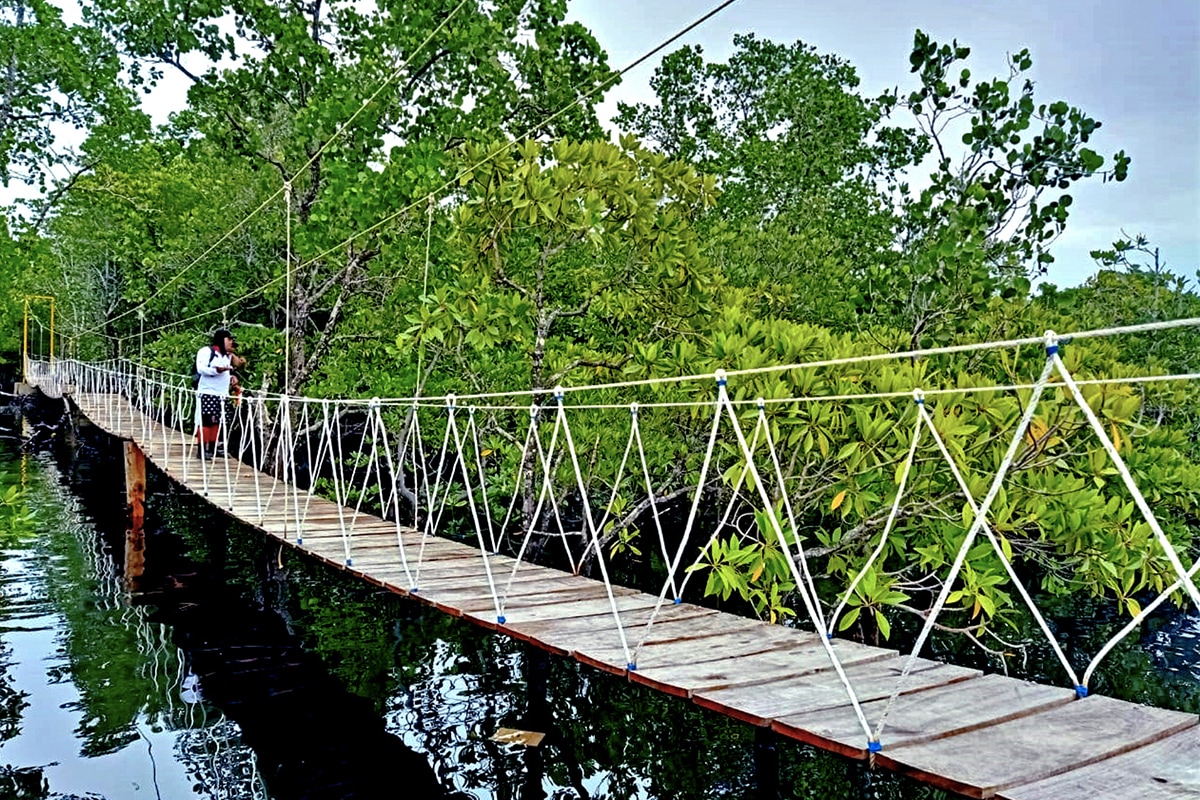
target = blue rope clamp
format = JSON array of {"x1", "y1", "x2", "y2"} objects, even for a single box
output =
[
  {"x1": 345, "y1": 558, "x2": 353, "y2": 567},
  {"x1": 554, "y1": 385, "x2": 565, "y2": 406},
  {"x1": 1075, "y1": 684, "x2": 1089, "y2": 698},
  {"x1": 497, "y1": 615, "x2": 506, "y2": 625},
  {"x1": 868, "y1": 741, "x2": 882, "y2": 753},
  {"x1": 756, "y1": 397, "x2": 765, "y2": 412},
  {"x1": 912, "y1": 388, "x2": 925, "y2": 406},
  {"x1": 1044, "y1": 330, "x2": 1060, "y2": 358},
  {"x1": 714, "y1": 369, "x2": 727, "y2": 388},
  {"x1": 627, "y1": 662, "x2": 637, "y2": 671},
  {"x1": 446, "y1": 393, "x2": 456, "y2": 412}
]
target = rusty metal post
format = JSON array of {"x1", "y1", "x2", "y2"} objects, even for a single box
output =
[{"x1": 124, "y1": 440, "x2": 146, "y2": 586}]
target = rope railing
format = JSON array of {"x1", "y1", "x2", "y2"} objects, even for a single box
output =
[{"x1": 23, "y1": 322, "x2": 1200, "y2": 754}]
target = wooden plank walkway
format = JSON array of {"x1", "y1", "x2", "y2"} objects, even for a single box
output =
[{"x1": 55, "y1": 388, "x2": 1200, "y2": 799}]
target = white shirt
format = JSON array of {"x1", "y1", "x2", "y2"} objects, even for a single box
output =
[{"x1": 195, "y1": 345, "x2": 232, "y2": 396}]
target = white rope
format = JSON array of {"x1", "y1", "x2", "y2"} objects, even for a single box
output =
[
  {"x1": 575, "y1": 408, "x2": 639, "y2": 576},
  {"x1": 758, "y1": 400, "x2": 826, "y2": 626},
  {"x1": 494, "y1": 410, "x2": 537, "y2": 558},
  {"x1": 634, "y1": 405, "x2": 764, "y2": 662},
  {"x1": 446, "y1": 398, "x2": 505, "y2": 623},
  {"x1": 284, "y1": 182, "x2": 292, "y2": 397},
  {"x1": 414, "y1": 403, "x2": 460, "y2": 589},
  {"x1": 373, "y1": 403, "x2": 416, "y2": 587},
  {"x1": 673, "y1": 411, "x2": 765, "y2": 601},
  {"x1": 1051, "y1": 351, "x2": 1200, "y2": 611},
  {"x1": 629, "y1": 398, "x2": 725, "y2": 662},
  {"x1": 300, "y1": 317, "x2": 1200, "y2": 406},
  {"x1": 466, "y1": 408, "x2": 500, "y2": 552},
  {"x1": 662, "y1": 397, "x2": 723, "y2": 598},
  {"x1": 916, "y1": 397, "x2": 1081, "y2": 689},
  {"x1": 554, "y1": 388, "x2": 635, "y2": 667},
  {"x1": 501, "y1": 406, "x2": 572, "y2": 613},
  {"x1": 88, "y1": 354, "x2": 1200, "y2": 411},
  {"x1": 1083, "y1": 556, "x2": 1200, "y2": 687},
  {"x1": 716, "y1": 371, "x2": 875, "y2": 744},
  {"x1": 346, "y1": 401, "x2": 382, "y2": 542},
  {"x1": 873, "y1": 352, "x2": 1058, "y2": 744},
  {"x1": 828, "y1": 403, "x2": 924, "y2": 635},
  {"x1": 632, "y1": 408, "x2": 678, "y2": 598}
]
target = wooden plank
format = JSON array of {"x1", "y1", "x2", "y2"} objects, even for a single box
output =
[
  {"x1": 546, "y1": 607, "x2": 755, "y2": 662},
  {"x1": 572, "y1": 614, "x2": 811, "y2": 670},
  {"x1": 883, "y1": 695, "x2": 1198, "y2": 798},
  {"x1": 774, "y1": 673, "x2": 1074, "y2": 760},
  {"x1": 418, "y1": 572, "x2": 580, "y2": 600},
  {"x1": 477, "y1": 591, "x2": 659, "y2": 628},
  {"x1": 423, "y1": 579, "x2": 626, "y2": 614},
  {"x1": 628, "y1": 636, "x2": 896, "y2": 698},
  {"x1": 391, "y1": 558, "x2": 551, "y2": 585},
  {"x1": 502, "y1": 603, "x2": 718, "y2": 652},
  {"x1": 999, "y1": 726, "x2": 1200, "y2": 800},
  {"x1": 693, "y1": 657, "x2": 980, "y2": 726}
]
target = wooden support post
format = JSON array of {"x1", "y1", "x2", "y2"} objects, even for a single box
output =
[{"x1": 124, "y1": 440, "x2": 146, "y2": 586}]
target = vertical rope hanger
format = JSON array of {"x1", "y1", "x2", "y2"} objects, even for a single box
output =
[
  {"x1": 873, "y1": 345, "x2": 1059, "y2": 747},
  {"x1": 284, "y1": 181, "x2": 293, "y2": 398}
]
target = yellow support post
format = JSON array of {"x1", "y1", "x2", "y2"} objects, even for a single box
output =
[{"x1": 22, "y1": 295, "x2": 56, "y2": 379}]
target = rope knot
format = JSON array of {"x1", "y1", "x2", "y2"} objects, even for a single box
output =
[
  {"x1": 912, "y1": 388, "x2": 925, "y2": 405},
  {"x1": 553, "y1": 385, "x2": 564, "y2": 404},
  {"x1": 629, "y1": 402, "x2": 639, "y2": 416},
  {"x1": 714, "y1": 369, "x2": 727, "y2": 387},
  {"x1": 445, "y1": 393, "x2": 456, "y2": 410},
  {"x1": 756, "y1": 397, "x2": 765, "y2": 410},
  {"x1": 368, "y1": 396, "x2": 380, "y2": 409},
  {"x1": 1044, "y1": 329, "x2": 1060, "y2": 357}
]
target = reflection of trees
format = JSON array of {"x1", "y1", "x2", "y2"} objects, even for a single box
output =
[
  {"x1": 24, "y1": 461, "x2": 267, "y2": 799},
  {"x1": 0, "y1": 765, "x2": 49, "y2": 800},
  {"x1": 0, "y1": 460, "x2": 33, "y2": 744}
]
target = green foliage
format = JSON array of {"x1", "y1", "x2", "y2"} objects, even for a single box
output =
[
  {"x1": 0, "y1": 0, "x2": 142, "y2": 190},
  {"x1": 11, "y1": 3, "x2": 1199, "y2": 657},
  {"x1": 866, "y1": 30, "x2": 1131, "y2": 343}
]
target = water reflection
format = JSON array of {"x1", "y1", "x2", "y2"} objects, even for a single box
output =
[
  {"x1": 5, "y1": 405, "x2": 1198, "y2": 799},
  {"x1": 0, "y1": 451, "x2": 265, "y2": 799}
]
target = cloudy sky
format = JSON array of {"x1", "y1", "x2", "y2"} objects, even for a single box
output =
[{"x1": 569, "y1": 0, "x2": 1200, "y2": 287}]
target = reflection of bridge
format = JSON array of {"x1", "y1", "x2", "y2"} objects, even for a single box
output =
[{"x1": 26, "y1": 354, "x2": 1200, "y2": 800}]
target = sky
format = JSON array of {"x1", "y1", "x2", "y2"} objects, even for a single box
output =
[{"x1": 567, "y1": 0, "x2": 1200, "y2": 287}]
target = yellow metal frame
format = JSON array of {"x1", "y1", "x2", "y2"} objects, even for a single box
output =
[{"x1": 22, "y1": 295, "x2": 55, "y2": 382}]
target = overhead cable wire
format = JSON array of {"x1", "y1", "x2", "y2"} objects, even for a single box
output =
[
  {"x1": 75, "y1": 0, "x2": 472, "y2": 338},
  {"x1": 293, "y1": 0, "x2": 742, "y2": 271},
  {"x1": 99, "y1": 0, "x2": 743, "y2": 344}
]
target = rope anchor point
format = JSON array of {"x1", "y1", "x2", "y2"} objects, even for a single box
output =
[{"x1": 1044, "y1": 329, "x2": 1060, "y2": 357}]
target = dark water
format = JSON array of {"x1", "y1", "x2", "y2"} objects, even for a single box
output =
[{"x1": 0, "y1": 408, "x2": 1195, "y2": 799}]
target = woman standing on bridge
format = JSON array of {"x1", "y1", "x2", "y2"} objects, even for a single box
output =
[{"x1": 195, "y1": 329, "x2": 245, "y2": 459}]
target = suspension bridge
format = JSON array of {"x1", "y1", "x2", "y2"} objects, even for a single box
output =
[{"x1": 21, "y1": 321, "x2": 1200, "y2": 799}]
